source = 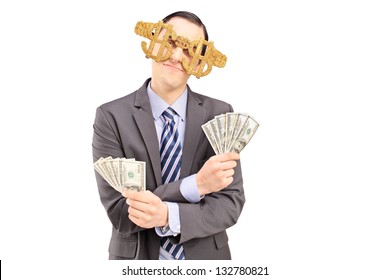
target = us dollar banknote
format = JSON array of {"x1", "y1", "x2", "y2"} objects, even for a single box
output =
[
  {"x1": 94, "y1": 157, "x2": 145, "y2": 192},
  {"x1": 201, "y1": 112, "x2": 259, "y2": 154}
]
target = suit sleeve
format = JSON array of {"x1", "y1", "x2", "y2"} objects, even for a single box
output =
[
  {"x1": 177, "y1": 161, "x2": 245, "y2": 244},
  {"x1": 92, "y1": 106, "x2": 143, "y2": 234}
]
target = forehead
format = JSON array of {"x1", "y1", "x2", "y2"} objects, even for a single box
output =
[{"x1": 165, "y1": 17, "x2": 205, "y2": 41}]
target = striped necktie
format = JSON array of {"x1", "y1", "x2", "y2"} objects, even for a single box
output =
[{"x1": 159, "y1": 107, "x2": 185, "y2": 260}]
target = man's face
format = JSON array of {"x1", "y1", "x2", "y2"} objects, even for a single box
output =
[{"x1": 151, "y1": 17, "x2": 205, "y2": 87}]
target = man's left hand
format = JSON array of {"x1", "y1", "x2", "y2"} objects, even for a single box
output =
[{"x1": 122, "y1": 190, "x2": 168, "y2": 229}]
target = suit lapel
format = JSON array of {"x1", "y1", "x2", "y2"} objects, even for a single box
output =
[
  {"x1": 181, "y1": 90, "x2": 207, "y2": 177},
  {"x1": 133, "y1": 84, "x2": 162, "y2": 187}
]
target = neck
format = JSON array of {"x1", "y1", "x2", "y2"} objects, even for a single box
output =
[{"x1": 150, "y1": 81, "x2": 186, "y2": 105}]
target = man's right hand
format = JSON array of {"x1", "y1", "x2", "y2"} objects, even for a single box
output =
[{"x1": 196, "y1": 152, "x2": 240, "y2": 196}]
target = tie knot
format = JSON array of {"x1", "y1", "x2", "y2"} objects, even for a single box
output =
[{"x1": 161, "y1": 107, "x2": 176, "y2": 123}]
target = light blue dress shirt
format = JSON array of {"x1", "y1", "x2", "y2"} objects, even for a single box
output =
[{"x1": 147, "y1": 83, "x2": 202, "y2": 239}]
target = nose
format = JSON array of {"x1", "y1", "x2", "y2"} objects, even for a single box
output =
[{"x1": 170, "y1": 47, "x2": 183, "y2": 63}]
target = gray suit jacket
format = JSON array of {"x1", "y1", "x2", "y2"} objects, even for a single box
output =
[{"x1": 92, "y1": 78, "x2": 245, "y2": 260}]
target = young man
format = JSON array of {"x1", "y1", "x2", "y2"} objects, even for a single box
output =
[{"x1": 92, "y1": 11, "x2": 245, "y2": 260}]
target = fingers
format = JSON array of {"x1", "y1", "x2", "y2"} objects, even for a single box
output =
[
  {"x1": 127, "y1": 200, "x2": 153, "y2": 222},
  {"x1": 217, "y1": 152, "x2": 240, "y2": 162},
  {"x1": 124, "y1": 191, "x2": 159, "y2": 212},
  {"x1": 219, "y1": 159, "x2": 237, "y2": 170},
  {"x1": 123, "y1": 191, "x2": 153, "y2": 219},
  {"x1": 126, "y1": 198, "x2": 150, "y2": 212},
  {"x1": 224, "y1": 168, "x2": 235, "y2": 178},
  {"x1": 122, "y1": 189, "x2": 151, "y2": 199},
  {"x1": 127, "y1": 207, "x2": 153, "y2": 228},
  {"x1": 122, "y1": 190, "x2": 167, "y2": 228},
  {"x1": 209, "y1": 152, "x2": 239, "y2": 170}
]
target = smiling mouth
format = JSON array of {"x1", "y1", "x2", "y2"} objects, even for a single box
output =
[{"x1": 163, "y1": 63, "x2": 183, "y2": 72}]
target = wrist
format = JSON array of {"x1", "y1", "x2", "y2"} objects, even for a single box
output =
[
  {"x1": 196, "y1": 173, "x2": 207, "y2": 196},
  {"x1": 160, "y1": 202, "x2": 169, "y2": 227}
]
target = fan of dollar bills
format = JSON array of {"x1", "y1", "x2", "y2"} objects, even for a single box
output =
[
  {"x1": 201, "y1": 112, "x2": 259, "y2": 155},
  {"x1": 93, "y1": 157, "x2": 146, "y2": 193}
]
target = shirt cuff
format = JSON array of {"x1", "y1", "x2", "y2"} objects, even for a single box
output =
[
  {"x1": 155, "y1": 202, "x2": 181, "y2": 237},
  {"x1": 180, "y1": 174, "x2": 203, "y2": 203}
]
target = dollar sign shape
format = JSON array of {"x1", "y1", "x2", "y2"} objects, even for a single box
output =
[
  {"x1": 183, "y1": 39, "x2": 215, "y2": 78},
  {"x1": 135, "y1": 21, "x2": 176, "y2": 62}
]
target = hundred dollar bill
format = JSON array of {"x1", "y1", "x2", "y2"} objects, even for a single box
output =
[
  {"x1": 120, "y1": 160, "x2": 145, "y2": 192},
  {"x1": 93, "y1": 157, "x2": 110, "y2": 184},
  {"x1": 96, "y1": 156, "x2": 116, "y2": 188},
  {"x1": 97, "y1": 157, "x2": 121, "y2": 192},
  {"x1": 230, "y1": 115, "x2": 259, "y2": 153},
  {"x1": 226, "y1": 113, "x2": 249, "y2": 152},
  {"x1": 94, "y1": 157, "x2": 145, "y2": 193},
  {"x1": 201, "y1": 121, "x2": 220, "y2": 155},
  {"x1": 215, "y1": 114, "x2": 227, "y2": 153},
  {"x1": 225, "y1": 112, "x2": 238, "y2": 153},
  {"x1": 201, "y1": 112, "x2": 260, "y2": 155},
  {"x1": 209, "y1": 118, "x2": 222, "y2": 154},
  {"x1": 107, "y1": 157, "x2": 120, "y2": 189}
]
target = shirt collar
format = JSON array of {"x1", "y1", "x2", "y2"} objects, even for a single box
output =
[{"x1": 147, "y1": 82, "x2": 187, "y2": 122}]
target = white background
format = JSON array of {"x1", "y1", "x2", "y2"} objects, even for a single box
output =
[{"x1": 0, "y1": 0, "x2": 389, "y2": 279}]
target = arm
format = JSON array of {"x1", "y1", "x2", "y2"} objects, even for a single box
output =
[
  {"x1": 123, "y1": 153, "x2": 244, "y2": 243},
  {"x1": 177, "y1": 154, "x2": 245, "y2": 243},
  {"x1": 92, "y1": 106, "x2": 143, "y2": 234}
]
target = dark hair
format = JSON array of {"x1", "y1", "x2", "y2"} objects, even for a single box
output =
[{"x1": 162, "y1": 11, "x2": 209, "y2": 41}]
